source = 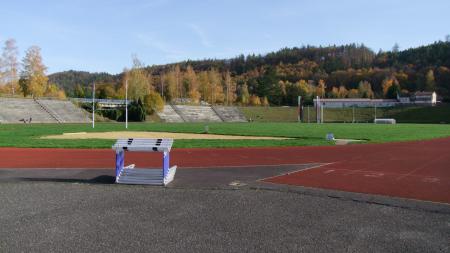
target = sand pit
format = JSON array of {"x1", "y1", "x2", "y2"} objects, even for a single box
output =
[{"x1": 42, "y1": 131, "x2": 289, "y2": 140}]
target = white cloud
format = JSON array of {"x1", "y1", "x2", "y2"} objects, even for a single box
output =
[
  {"x1": 136, "y1": 33, "x2": 189, "y2": 61},
  {"x1": 188, "y1": 23, "x2": 213, "y2": 48}
]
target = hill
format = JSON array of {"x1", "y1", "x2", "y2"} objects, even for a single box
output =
[{"x1": 48, "y1": 41, "x2": 450, "y2": 102}]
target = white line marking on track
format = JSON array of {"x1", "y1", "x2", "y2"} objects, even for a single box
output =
[{"x1": 257, "y1": 163, "x2": 334, "y2": 182}]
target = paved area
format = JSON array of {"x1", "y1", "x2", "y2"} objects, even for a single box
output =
[
  {"x1": 1, "y1": 138, "x2": 449, "y2": 252},
  {"x1": 0, "y1": 167, "x2": 449, "y2": 252}
]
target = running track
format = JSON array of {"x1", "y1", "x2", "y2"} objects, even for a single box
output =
[{"x1": 1, "y1": 137, "x2": 449, "y2": 204}]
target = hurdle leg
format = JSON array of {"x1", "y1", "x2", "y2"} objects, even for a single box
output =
[
  {"x1": 163, "y1": 151, "x2": 169, "y2": 179},
  {"x1": 115, "y1": 150, "x2": 124, "y2": 181}
]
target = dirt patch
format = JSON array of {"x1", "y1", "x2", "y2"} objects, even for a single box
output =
[{"x1": 41, "y1": 131, "x2": 289, "y2": 140}]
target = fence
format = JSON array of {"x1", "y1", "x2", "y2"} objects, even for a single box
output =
[{"x1": 240, "y1": 105, "x2": 450, "y2": 124}]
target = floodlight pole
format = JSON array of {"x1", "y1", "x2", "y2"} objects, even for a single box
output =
[
  {"x1": 321, "y1": 102, "x2": 324, "y2": 123},
  {"x1": 92, "y1": 82, "x2": 95, "y2": 128},
  {"x1": 374, "y1": 104, "x2": 377, "y2": 121},
  {"x1": 125, "y1": 79, "x2": 128, "y2": 129}
]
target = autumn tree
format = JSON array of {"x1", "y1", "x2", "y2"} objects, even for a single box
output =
[
  {"x1": 125, "y1": 56, "x2": 151, "y2": 101},
  {"x1": 249, "y1": 95, "x2": 261, "y2": 106},
  {"x1": 347, "y1": 89, "x2": 360, "y2": 98},
  {"x1": 198, "y1": 71, "x2": 211, "y2": 103},
  {"x1": 424, "y1": 69, "x2": 436, "y2": 91},
  {"x1": 224, "y1": 70, "x2": 236, "y2": 105},
  {"x1": 358, "y1": 80, "x2": 374, "y2": 98},
  {"x1": 316, "y1": 79, "x2": 326, "y2": 98},
  {"x1": 184, "y1": 65, "x2": 201, "y2": 103},
  {"x1": 175, "y1": 64, "x2": 182, "y2": 98},
  {"x1": 239, "y1": 83, "x2": 250, "y2": 105},
  {"x1": 1, "y1": 39, "x2": 19, "y2": 95},
  {"x1": 45, "y1": 83, "x2": 66, "y2": 99},
  {"x1": 20, "y1": 46, "x2": 48, "y2": 97},
  {"x1": 329, "y1": 87, "x2": 339, "y2": 98},
  {"x1": 208, "y1": 69, "x2": 224, "y2": 104},
  {"x1": 338, "y1": 86, "x2": 348, "y2": 98},
  {"x1": 382, "y1": 76, "x2": 399, "y2": 98},
  {"x1": 144, "y1": 91, "x2": 164, "y2": 114}
]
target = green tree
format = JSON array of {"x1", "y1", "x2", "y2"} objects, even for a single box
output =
[
  {"x1": 386, "y1": 83, "x2": 401, "y2": 99},
  {"x1": 124, "y1": 98, "x2": 146, "y2": 122},
  {"x1": 74, "y1": 84, "x2": 85, "y2": 97}
]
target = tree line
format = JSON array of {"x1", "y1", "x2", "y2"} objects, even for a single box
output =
[
  {"x1": 0, "y1": 39, "x2": 66, "y2": 98},
  {"x1": 13, "y1": 39, "x2": 447, "y2": 106}
]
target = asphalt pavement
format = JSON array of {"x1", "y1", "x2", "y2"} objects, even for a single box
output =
[{"x1": 0, "y1": 167, "x2": 449, "y2": 252}]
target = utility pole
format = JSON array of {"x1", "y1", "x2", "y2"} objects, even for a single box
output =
[
  {"x1": 125, "y1": 79, "x2": 128, "y2": 129},
  {"x1": 352, "y1": 106, "x2": 355, "y2": 123},
  {"x1": 92, "y1": 82, "x2": 95, "y2": 128}
]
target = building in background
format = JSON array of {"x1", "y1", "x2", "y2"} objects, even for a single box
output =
[{"x1": 314, "y1": 91, "x2": 438, "y2": 108}]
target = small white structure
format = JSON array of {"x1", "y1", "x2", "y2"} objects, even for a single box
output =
[
  {"x1": 112, "y1": 138, "x2": 177, "y2": 185},
  {"x1": 314, "y1": 91, "x2": 438, "y2": 108},
  {"x1": 410, "y1": 92, "x2": 437, "y2": 105},
  {"x1": 374, "y1": 118, "x2": 396, "y2": 124}
]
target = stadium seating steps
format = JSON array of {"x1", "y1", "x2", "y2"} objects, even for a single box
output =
[
  {"x1": 157, "y1": 105, "x2": 247, "y2": 123},
  {"x1": 0, "y1": 97, "x2": 91, "y2": 123}
]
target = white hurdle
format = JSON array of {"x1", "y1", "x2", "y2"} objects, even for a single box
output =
[{"x1": 112, "y1": 138, "x2": 177, "y2": 185}]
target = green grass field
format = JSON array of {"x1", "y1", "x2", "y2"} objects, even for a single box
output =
[{"x1": 0, "y1": 122, "x2": 449, "y2": 149}]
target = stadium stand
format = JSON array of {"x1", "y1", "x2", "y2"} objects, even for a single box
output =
[
  {"x1": 157, "y1": 104, "x2": 248, "y2": 123},
  {"x1": 212, "y1": 106, "x2": 247, "y2": 122},
  {"x1": 172, "y1": 105, "x2": 222, "y2": 122},
  {"x1": 157, "y1": 105, "x2": 185, "y2": 123},
  {"x1": 0, "y1": 97, "x2": 90, "y2": 123},
  {"x1": 37, "y1": 99, "x2": 90, "y2": 123}
]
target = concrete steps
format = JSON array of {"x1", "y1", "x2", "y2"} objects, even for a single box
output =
[
  {"x1": 173, "y1": 105, "x2": 222, "y2": 122},
  {"x1": 156, "y1": 104, "x2": 248, "y2": 123},
  {"x1": 0, "y1": 97, "x2": 91, "y2": 123},
  {"x1": 0, "y1": 98, "x2": 56, "y2": 123},
  {"x1": 37, "y1": 99, "x2": 90, "y2": 123},
  {"x1": 212, "y1": 106, "x2": 247, "y2": 122},
  {"x1": 157, "y1": 105, "x2": 185, "y2": 122}
]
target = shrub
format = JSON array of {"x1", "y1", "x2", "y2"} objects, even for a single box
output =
[{"x1": 144, "y1": 91, "x2": 164, "y2": 114}]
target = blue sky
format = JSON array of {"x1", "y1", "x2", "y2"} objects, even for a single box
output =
[{"x1": 1, "y1": 0, "x2": 449, "y2": 74}]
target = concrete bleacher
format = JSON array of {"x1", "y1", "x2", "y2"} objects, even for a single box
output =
[
  {"x1": 157, "y1": 105, "x2": 185, "y2": 123},
  {"x1": 172, "y1": 105, "x2": 223, "y2": 122},
  {"x1": 0, "y1": 97, "x2": 90, "y2": 123},
  {"x1": 37, "y1": 99, "x2": 90, "y2": 123},
  {"x1": 157, "y1": 104, "x2": 248, "y2": 123},
  {"x1": 0, "y1": 98, "x2": 55, "y2": 123},
  {"x1": 212, "y1": 106, "x2": 247, "y2": 122}
]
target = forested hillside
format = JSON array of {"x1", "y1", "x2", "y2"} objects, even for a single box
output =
[{"x1": 48, "y1": 41, "x2": 450, "y2": 104}]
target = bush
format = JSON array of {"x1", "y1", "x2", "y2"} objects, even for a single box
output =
[
  {"x1": 118, "y1": 99, "x2": 146, "y2": 122},
  {"x1": 144, "y1": 91, "x2": 164, "y2": 114}
]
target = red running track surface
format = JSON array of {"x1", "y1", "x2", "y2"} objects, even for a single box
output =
[{"x1": 0, "y1": 137, "x2": 449, "y2": 203}]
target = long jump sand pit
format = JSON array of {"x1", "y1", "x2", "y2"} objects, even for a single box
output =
[{"x1": 42, "y1": 131, "x2": 289, "y2": 140}]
